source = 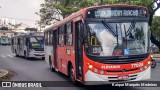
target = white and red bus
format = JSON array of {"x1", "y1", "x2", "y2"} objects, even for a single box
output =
[{"x1": 44, "y1": 4, "x2": 151, "y2": 85}]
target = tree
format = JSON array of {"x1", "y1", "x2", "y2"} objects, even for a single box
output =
[
  {"x1": 36, "y1": 0, "x2": 95, "y2": 27},
  {"x1": 149, "y1": 0, "x2": 160, "y2": 49},
  {"x1": 37, "y1": 0, "x2": 160, "y2": 49},
  {"x1": 151, "y1": 16, "x2": 160, "y2": 41}
]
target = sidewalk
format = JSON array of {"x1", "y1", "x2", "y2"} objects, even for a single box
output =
[
  {"x1": 151, "y1": 54, "x2": 160, "y2": 63},
  {"x1": 0, "y1": 69, "x2": 9, "y2": 80}
]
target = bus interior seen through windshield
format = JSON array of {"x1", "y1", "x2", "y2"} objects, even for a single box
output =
[
  {"x1": 85, "y1": 20, "x2": 149, "y2": 57},
  {"x1": 29, "y1": 36, "x2": 44, "y2": 49}
]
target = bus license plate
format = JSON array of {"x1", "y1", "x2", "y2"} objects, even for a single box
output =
[{"x1": 118, "y1": 75, "x2": 129, "y2": 80}]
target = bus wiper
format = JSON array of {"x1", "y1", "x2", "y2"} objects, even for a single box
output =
[
  {"x1": 102, "y1": 20, "x2": 117, "y2": 37},
  {"x1": 127, "y1": 20, "x2": 136, "y2": 35},
  {"x1": 34, "y1": 37, "x2": 41, "y2": 44}
]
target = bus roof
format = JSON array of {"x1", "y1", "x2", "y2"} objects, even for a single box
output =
[{"x1": 44, "y1": 4, "x2": 148, "y2": 32}]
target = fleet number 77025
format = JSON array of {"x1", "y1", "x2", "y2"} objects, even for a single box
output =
[{"x1": 131, "y1": 63, "x2": 143, "y2": 68}]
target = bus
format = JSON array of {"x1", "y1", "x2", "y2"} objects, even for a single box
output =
[
  {"x1": 11, "y1": 32, "x2": 44, "y2": 60},
  {"x1": 0, "y1": 36, "x2": 10, "y2": 45},
  {"x1": 44, "y1": 4, "x2": 151, "y2": 85}
]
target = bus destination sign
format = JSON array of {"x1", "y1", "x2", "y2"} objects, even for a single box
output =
[{"x1": 87, "y1": 7, "x2": 147, "y2": 18}]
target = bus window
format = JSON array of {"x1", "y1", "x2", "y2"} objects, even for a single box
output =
[
  {"x1": 58, "y1": 25, "x2": 65, "y2": 46},
  {"x1": 66, "y1": 22, "x2": 72, "y2": 45},
  {"x1": 25, "y1": 38, "x2": 29, "y2": 46},
  {"x1": 11, "y1": 39, "x2": 14, "y2": 45},
  {"x1": 45, "y1": 32, "x2": 48, "y2": 45},
  {"x1": 49, "y1": 31, "x2": 52, "y2": 45},
  {"x1": 18, "y1": 38, "x2": 20, "y2": 45}
]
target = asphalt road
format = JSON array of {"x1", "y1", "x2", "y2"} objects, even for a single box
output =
[{"x1": 0, "y1": 46, "x2": 160, "y2": 90}]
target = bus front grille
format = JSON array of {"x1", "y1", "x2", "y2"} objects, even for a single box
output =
[
  {"x1": 33, "y1": 48, "x2": 44, "y2": 51},
  {"x1": 86, "y1": 53, "x2": 149, "y2": 64},
  {"x1": 106, "y1": 68, "x2": 139, "y2": 72}
]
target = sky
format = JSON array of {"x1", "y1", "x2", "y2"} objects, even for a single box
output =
[
  {"x1": 0, "y1": 0, "x2": 44, "y2": 27},
  {"x1": 0, "y1": 0, "x2": 160, "y2": 28},
  {"x1": 155, "y1": 9, "x2": 160, "y2": 16}
]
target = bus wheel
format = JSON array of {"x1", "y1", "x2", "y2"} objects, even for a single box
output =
[
  {"x1": 49, "y1": 59, "x2": 55, "y2": 72},
  {"x1": 69, "y1": 65, "x2": 77, "y2": 84},
  {"x1": 15, "y1": 50, "x2": 19, "y2": 57},
  {"x1": 41, "y1": 57, "x2": 45, "y2": 60},
  {"x1": 24, "y1": 52, "x2": 30, "y2": 60},
  {"x1": 151, "y1": 59, "x2": 156, "y2": 68}
]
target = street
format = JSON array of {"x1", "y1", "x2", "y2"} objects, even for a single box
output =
[{"x1": 0, "y1": 46, "x2": 160, "y2": 90}]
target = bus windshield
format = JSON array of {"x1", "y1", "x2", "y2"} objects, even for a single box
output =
[
  {"x1": 1, "y1": 36, "x2": 9, "y2": 42},
  {"x1": 85, "y1": 21, "x2": 149, "y2": 56},
  {"x1": 30, "y1": 36, "x2": 44, "y2": 48}
]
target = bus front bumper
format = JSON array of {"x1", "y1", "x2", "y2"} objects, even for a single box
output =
[
  {"x1": 29, "y1": 51, "x2": 44, "y2": 58},
  {"x1": 84, "y1": 66, "x2": 151, "y2": 85}
]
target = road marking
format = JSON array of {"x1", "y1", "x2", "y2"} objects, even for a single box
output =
[
  {"x1": 7, "y1": 55, "x2": 14, "y2": 58},
  {"x1": 1, "y1": 55, "x2": 6, "y2": 58},
  {"x1": 0, "y1": 54, "x2": 15, "y2": 58}
]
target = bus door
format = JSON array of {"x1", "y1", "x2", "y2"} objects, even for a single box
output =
[
  {"x1": 11, "y1": 38, "x2": 14, "y2": 53},
  {"x1": 25, "y1": 37, "x2": 30, "y2": 57},
  {"x1": 17, "y1": 37, "x2": 20, "y2": 55},
  {"x1": 53, "y1": 30, "x2": 57, "y2": 68},
  {"x1": 19, "y1": 37, "x2": 23, "y2": 55},
  {"x1": 75, "y1": 21, "x2": 83, "y2": 80}
]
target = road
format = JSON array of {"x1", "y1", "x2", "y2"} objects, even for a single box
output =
[{"x1": 0, "y1": 46, "x2": 160, "y2": 90}]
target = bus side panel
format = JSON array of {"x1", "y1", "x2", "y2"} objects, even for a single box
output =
[
  {"x1": 11, "y1": 38, "x2": 14, "y2": 53},
  {"x1": 62, "y1": 47, "x2": 75, "y2": 75},
  {"x1": 56, "y1": 47, "x2": 63, "y2": 71},
  {"x1": 44, "y1": 45, "x2": 53, "y2": 66}
]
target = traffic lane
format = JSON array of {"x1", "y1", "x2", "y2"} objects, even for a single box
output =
[
  {"x1": 1, "y1": 57, "x2": 160, "y2": 90},
  {"x1": 0, "y1": 56, "x2": 69, "y2": 81},
  {"x1": 0, "y1": 46, "x2": 159, "y2": 90},
  {"x1": 3, "y1": 57, "x2": 139, "y2": 90},
  {"x1": 0, "y1": 46, "x2": 11, "y2": 54},
  {"x1": 150, "y1": 63, "x2": 160, "y2": 81}
]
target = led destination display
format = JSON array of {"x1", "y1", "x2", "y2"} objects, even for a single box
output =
[{"x1": 87, "y1": 7, "x2": 147, "y2": 18}]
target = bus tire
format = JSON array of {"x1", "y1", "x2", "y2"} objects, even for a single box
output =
[
  {"x1": 24, "y1": 51, "x2": 30, "y2": 60},
  {"x1": 15, "y1": 50, "x2": 19, "y2": 57},
  {"x1": 49, "y1": 56, "x2": 55, "y2": 72},
  {"x1": 68, "y1": 63, "x2": 78, "y2": 85},
  {"x1": 151, "y1": 59, "x2": 156, "y2": 68},
  {"x1": 41, "y1": 57, "x2": 45, "y2": 60}
]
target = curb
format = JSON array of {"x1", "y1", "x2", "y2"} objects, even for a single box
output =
[
  {"x1": 0, "y1": 69, "x2": 9, "y2": 80},
  {"x1": 153, "y1": 59, "x2": 160, "y2": 63},
  {"x1": 155, "y1": 60, "x2": 160, "y2": 63}
]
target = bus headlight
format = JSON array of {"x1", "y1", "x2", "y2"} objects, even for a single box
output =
[
  {"x1": 89, "y1": 65, "x2": 93, "y2": 69},
  {"x1": 148, "y1": 61, "x2": 151, "y2": 65},
  {"x1": 151, "y1": 55, "x2": 153, "y2": 58},
  {"x1": 144, "y1": 65, "x2": 148, "y2": 69},
  {"x1": 29, "y1": 49, "x2": 34, "y2": 52}
]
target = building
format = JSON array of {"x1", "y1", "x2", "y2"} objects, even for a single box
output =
[{"x1": 0, "y1": 18, "x2": 16, "y2": 29}]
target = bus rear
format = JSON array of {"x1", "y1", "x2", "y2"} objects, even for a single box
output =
[{"x1": 82, "y1": 5, "x2": 151, "y2": 85}]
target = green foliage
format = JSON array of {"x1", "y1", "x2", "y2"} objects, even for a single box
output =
[
  {"x1": 37, "y1": 0, "x2": 153, "y2": 27},
  {"x1": 152, "y1": 16, "x2": 160, "y2": 41}
]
